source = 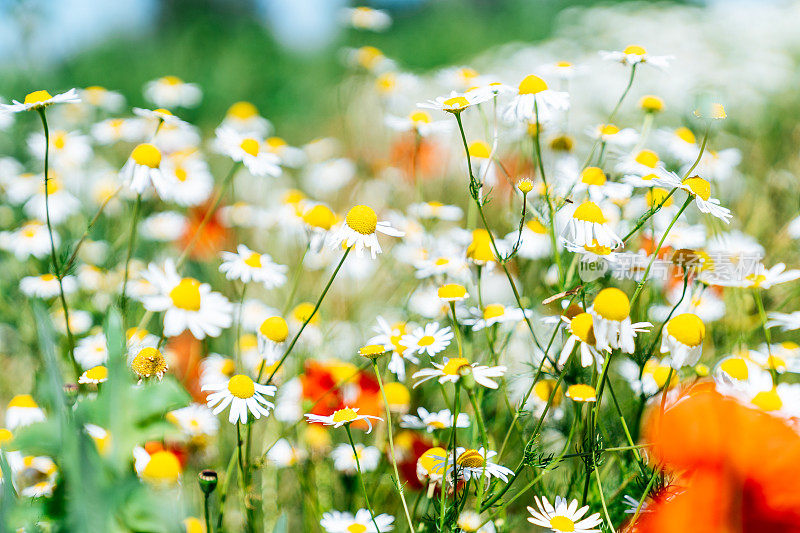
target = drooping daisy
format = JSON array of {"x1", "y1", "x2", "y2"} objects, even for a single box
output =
[
  {"x1": 305, "y1": 407, "x2": 382, "y2": 433},
  {"x1": 143, "y1": 75, "x2": 202, "y2": 108},
  {"x1": 503, "y1": 74, "x2": 569, "y2": 123},
  {"x1": 327, "y1": 204, "x2": 404, "y2": 258},
  {"x1": 78, "y1": 365, "x2": 108, "y2": 385},
  {"x1": 589, "y1": 288, "x2": 651, "y2": 353},
  {"x1": 203, "y1": 374, "x2": 276, "y2": 424},
  {"x1": 661, "y1": 313, "x2": 706, "y2": 368},
  {"x1": 400, "y1": 407, "x2": 469, "y2": 433},
  {"x1": 20, "y1": 273, "x2": 77, "y2": 299},
  {"x1": 600, "y1": 44, "x2": 671, "y2": 69},
  {"x1": 401, "y1": 322, "x2": 453, "y2": 358},
  {"x1": 141, "y1": 259, "x2": 233, "y2": 339},
  {"x1": 219, "y1": 244, "x2": 288, "y2": 289},
  {"x1": 562, "y1": 201, "x2": 622, "y2": 249},
  {"x1": 0, "y1": 89, "x2": 80, "y2": 113},
  {"x1": 653, "y1": 173, "x2": 732, "y2": 223},
  {"x1": 412, "y1": 357, "x2": 506, "y2": 389},
  {"x1": 119, "y1": 143, "x2": 164, "y2": 194},
  {"x1": 559, "y1": 312, "x2": 603, "y2": 369},
  {"x1": 5, "y1": 395, "x2": 45, "y2": 430},
  {"x1": 319, "y1": 509, "x2": 395, "y2": 533},
  {"x1": 331, "y1": 442, "x2": 381, "y2": 474},
  {"x1": 527, "y1": 495, "x2": 603, "y2": 533},
  {"x1": 215, "y1": 127, "x2": 281, "y2": 178},
  {"x1": 434, "y1": 447, "x2": 514, "y2": 484}
]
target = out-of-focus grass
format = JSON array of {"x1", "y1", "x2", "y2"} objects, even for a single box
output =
[{"x1": 0, "y1": 0, "x2": 672, "y2": 140}]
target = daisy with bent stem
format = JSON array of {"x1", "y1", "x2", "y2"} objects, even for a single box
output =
[
  {"x1": 306, "y1": 406, "x2": 385, "y2": 532},
  {"x1": 527, "y1": 495, "x2": 603, "y2": 533}
]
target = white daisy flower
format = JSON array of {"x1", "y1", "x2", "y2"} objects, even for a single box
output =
[
  {"x1": 320, "y1": 509, "x2": 394, "y2": 533},
  {"x1": 327, "y1": 205, "x2": 404, "y2": 259},
  {"x1": 503, "y1": 74, "x2": 569, "y2": 123},
  {"x1": 215, "y1": 127, "x2": 281, "y2": 178},
  {"x1": 331, "y1": 442, "x2": 380, "y2": 474},
  {"x1": 600, "y1": 45, "x2": 671, "y2": 69},
  {"x1": 385, "y1": 111, "x2": 452, "y2": 137},
  {"x1": 767, "y1": 311, "x2": 800, "y2": 331},
  {"x1": 119, "y1": 143, "x2": 165, "y2": 194},
  {"x1": 558, "y1": 313, "x2": 603, "y2": 369},
  {"x1": 412, "y1": 357, "x2": 506, "y2": 389},
  {"x1": 74, "y1": 332, "x2": 109, "y2": 369},
  {"x1": 588, "y1": 288, "x2": 651, "y2": 353},
  {"x1": 463, "y1": 304, "x2": 533, "y2": 331},
  {"x1": 407, "y1": 201, "x2": 462, "y2": 221},
  {"x1": 457, "y1": 511, "x2": 496, "y2": 532},
  {"x1": 304, "y1": 406, "x2": 382, "y2": 433},
  {"x1": 434, "y1": 447, "x2": 514, "y2": 485},
  {"x1": 28, "y1": 129, "x2": 92, "y2": 169},
  {"x1": 0, "y1": 221, "x2": 55, "y2": 259},
  {"x1": 562, "y1": 201, "x2": 622, "y2": 249},
  {"x1": 400, "y1": 407, "x2": 469, "y2": 433},
  {"x1": 527, "y1": 495, "x2": 602, "y2": 533},
  {"x1": 132, "y1": 107, "x2": 189, "y2": 128},
  {"x1": 78, "y1": 365, "x2": 108, "y2": 385},
  {"x1": 367, "y1": 317, "x2": 416, "y2": 381},
  {"x1": 418, "y1": 90, "x2": 493, "y2": 114},
  {"x1": 156, "y1": 152, "x2": 214, "y2": 206},
  {"x1": 722, "y1": 263, "x2": 800, "y2": 290},
  {"x1": 653, "y1": 173, "x2": 732, "y2": 223},
  {"x1": 143, "y1": 76, "x2": 202, "y2": 108},
  {"x1": 341, "y1": 6, "x2": 392, "y2": 31},
  {"x1": 203, "y1": 374, "x2": 276, "y2": 424},
  {"x1": 219, "y1": 244, "x2": 288, "y2": 289},
  {"x1": 140, "y1": 211, "x2": 188, "y2": 241},
  {"x1": 20, "y1": 273, "x2": 77, "y2": 299},
  {"x1": 0, "y1": 89, "x2": 80, "y2": 113},
  {"x1": 167, "y1": 403, "x2": 220, "y2": 440},
  {"x1": 587, "y1": 123, "x2": 638, "y2": 147},
  {"x1": 91, "y1": 117, "x2": 146, "y2": 145},
  {"x1": 266, "y1": 438, "x2": 307, "y2": 468},
  {"x1": 141, "y1": 259, "x2": 233, "y2": 339},
  {"x1": 661, "y1": 313, "x2": 706, "y2": 368},
  {"x1": 80, "y1": 85, "x2": 125, "y2": 111},
  {"x1": 5, "y1": 395, "x2": 45, "y2": 430},
  {"x1": 401, "y1": 322, "x2": 453, "y2": 358},
  {"x1": 221, "y1": 101, "x2": 272, "y2": 136},
  {"x1": 24, "y1": 177, "x2": 80, "y2": 224}
]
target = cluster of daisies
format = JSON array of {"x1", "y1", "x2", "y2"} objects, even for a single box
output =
[{"x1": 0, "y1": 4, "x2": 799, "y2": 533}]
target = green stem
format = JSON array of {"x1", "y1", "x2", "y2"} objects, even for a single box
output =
[
  {"x1": 204, "y1": 492, "x2": 213, "y2": 533},
  {"x1": 235, "y1": 421, "x2": 253, "y2": 533},
  {"x1": 345, "y1": 425, "x2": 382, "y2": 532},
  {"x1": 449, "y1": 302, "x2": 463, "y2": 358},
  {"x1": 121, "y1": 192, "x2": 142, "y2": 323},
  {"x1": 533, "y1": 96, "x2": 563, "y2": 286}
]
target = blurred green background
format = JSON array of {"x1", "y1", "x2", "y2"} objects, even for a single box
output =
[{"x1": 0, "y1": 0, "x2": 680, "y2": 140}]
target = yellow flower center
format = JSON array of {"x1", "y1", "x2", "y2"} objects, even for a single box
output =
[
  {"x1": 131, "y1": 143, "x2": 162, "y2": 168},
  {"x1": 356, "y1": 46, "x2": 383, "y2": 69},
  {"x1": 533, "y1": 379, "x2": 562, "y2": 405},
  {"x1": 131, "y1": 347, "x2": 168, "y2": 378},
  {"x1": 599, "y1": 124, "x2": 620, "y2": 136},
  {"x1": 409, "y1": 110, "x2": 431, "y2": 125},
  {"x1": 517, "y1": 178, "x2": 534, "y2": 193},
  {"x1": 162, "y1": 75, "x2": 183, "y2": 85},
  {"x1": 567, "y1": 384, "x2": 596, "y2": 402},
  {"x1": 518, "y1": 74, "x2": 548, "y2": 94},
  {"x1": 240, "y1": 138, "x2": 260, "y2": 157},
  {"x1": 623, "y1": 45, "x2": 647, "y2": 55},
  {"x1": 169, "y1": 278, "x2": 202, "y2": 311},
  {"x1": 227, "y1": 101, "x2": 258, "y2": 120},
  {"x1": 467, "y1": 229, "x2": 496, "y2": 263},
  {"x1": 767, "y1": 355, "x2": 786, "y2": 371},
  {"x1": 635, "y1": 149, "x2": 659, "y2": 168},
  {"x1": 220, "y1": 358, "x2": 236, "y2": 376},
  {"x1": 359, "y1": 344, "x2": 387, "y2": 359},
  {"x1": 592, "y1": 288, "x2": 631, "y2": 322},
  {"x1": 720, "y1": 357, "x2": 748, "y2": 380},
  {"x1": 41, "y1": 273, "x2": 56, "y2": 282},
  {"x1": 142, "y1": 451, "x2": 181, "y2": 484},
  {"x1": 52, "y1": 132, "x2": 67, "y2": 150},
  {"x1": 483, "y1": 304, "x2": 505, "y2": 320},
  {"x1": 303, "y1": 204, "x2": 336, "y2": 230},
  {"x1": 682, "y1": 176, "x2": 711, "y2": 201},
  {"x1": 584, "y1": 241, "x2": 612, "y2": 256},
  {"x1": 383, "y1": 382, "x2": 410, "y2": 407},
  {"x1": 153, "y1": 108, "x2": 173, "y2": 116},
  {"x1": 438, "y1": 283, "x2": 468, "y2": 300},
  {"x1": 572, "y1": 201, "x2": 607, "y2": 224},
  {"x1": 346, "y1": 525, "x2": 367, "y2": 533},
  {"x1": 556, "y1": 61, "x2": 573, "y2": 68},
  {"x1": 244, "y1": 252, "x2": 262, "y2": 268},
  {"x1": 0, "y1": 428, "x2": 13, "y2": 447},
  {"x1": 570, "y1": 313, "x2": 596, "y2": 345},
  {"x1": 24, "y1": 90, "x2": 53, "y2": 105},
  {"x1": 468, "y1": 140, "x2": 491, "y2": 159},
  {"x1": 419, "y1": 447, "x2": 446, "y2": 476},
  {"x1": 260, "y1": 316, "x2": 289, "y2": 343},
  {"x1": 580, "y1": 167, "x2": 606, "y2": 186},
  {"x1": 8, "y1": 394, "x2": 37, "y2": 408},
  {"x1": 376, "y1": 72, "x2": 396, "y2": 93},
  {"x1": 456, "y1": 449, "x2": 485, "y2": 469},
  {"x1": 292, "y1": 302, "x2": 318, "y2": 324},
  {"x1": 639, "y1": 95, "x2": 664, "y2": 112},
  {"x1": 345, "y1": 205, "x2": 378, "y2": 235},
  {"x1": 652, "y1": 365, "x2": 674, "y2": 388},
  {"x1": 227, "y1": 374, "x2": 256, "y2": 399},
  {"x1": 752, "y1": 390, "x2": 782, "y2": 411},
  {"x1": 675, "y1": 127, "x2": 696, "y2": 144},
  {"x1": 647, "y1": 188, "x2": 673, "y2": 208},
  {"x1": 526, "y1": 219, "x2": 548, "y2": 234},
  {"x1": 332, "y1": 407, "x2": 359, "y2": 424},
  {"x1": 417, "y1": 335, "x2": 435, "y2": 347},
  {"x1": 549, "y1": 516, "x2": 576, "y2": 532},
  {"x1": 266, "y1": 137, "x2": 287, "y2": 150},
  {"x1": 442, "y1": 357, "x2": 470, "y2": 376},
  {"x1": 174, "y1": 166, "x2": 188, "y2": 182},
  {"x1": 442, "y1": 96, "x2": 470, "y2": 110},
  {"x1": 666, "y1": 313, "x2": 705, "y2": 347},
  {"x1": 85, "y1": 365, "x2": 108, "y2": 381}
]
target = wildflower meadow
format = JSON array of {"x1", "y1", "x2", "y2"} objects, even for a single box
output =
[{"x1": 2, "y1": 1, "x2": 800, "y2": 532}]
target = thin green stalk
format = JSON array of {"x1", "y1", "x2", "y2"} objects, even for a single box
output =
[
  {"x1": 593, "y1": 464, "x2": 614, "y2": 531},
  {"x1": 372, "y1": 360, "x2": 415, "y2": 532},
  {"x1": 281, "y1": 241, "x2": 310, "y2": 315},
  {"x1": 235, "y1": 421, "x2": 253, "y2": 533},
  {"x1": 203, "y1": 492, "x2": 213, "y2": 533},
  {"x1": 120, "y1": 192, "x2": 142, "y2": 322},
  {"x1": 345, "y1": 425, "x2": 382, "y2": 532},
  {"x1": 449, "y1": 302, "x2": 463, "y2": 358},
  {"x1": 582, "y1": 64, "x2": 637, "y2": 169},
  {"x1": 533, "y1": 96, "x2": 563, "y2": 286}
]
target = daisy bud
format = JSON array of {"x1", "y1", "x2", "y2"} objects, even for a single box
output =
[
  {"x1": 259, "y1": 316, "x2": 289, "y2": 343},
  {"x1": 198, "y1": 469, "x2": 218, "y2": 495},
  {"x1": 517, "y1": 178, "x2": 534, "y2": 194}
]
